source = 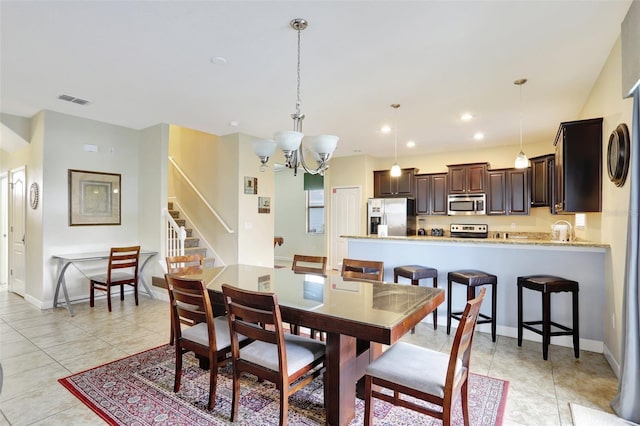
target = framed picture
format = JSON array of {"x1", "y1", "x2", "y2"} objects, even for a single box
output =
[
  {"x1": 258, "y1": 196, "x2": 271, "y2": 214},
  {"x1": 244, "y1": 176, "x2": 257, "y2": 194},
  {"x1": 68, "y1": 169, "x2": 121, "y2": 226}
]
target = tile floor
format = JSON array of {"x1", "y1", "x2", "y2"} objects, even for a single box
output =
[{"x1": 0, "y1": 280, "x2": 619, "y2": 425}]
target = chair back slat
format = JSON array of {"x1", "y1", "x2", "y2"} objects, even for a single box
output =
[
  {"x1": 165, "y1": 274, "x2": 216, "y2": 347},
  {"x1": 166, "y1": 254, "x2": 205, "y2": 275},
  {"x1": 292, "y1": 255, "x2": 327, "y2": 276},
  {"x1": 342, "y1": 258, "x2": 384, "y2": 281}
]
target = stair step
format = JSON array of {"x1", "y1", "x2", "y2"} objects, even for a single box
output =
[
  {"x1": 175, "y1": 219, "x2": 186, "y2": 227},
  {"x1": 184, "y1": 237, "x2": 200, "y2": 248},
  {"x1": 185, "y1": 247, "x2": 207, "y2": 257},
  {"x1": 168, "y1": 210, "x2": 180, "y2": 219},
  {"x1": 168, "y1": 202, "x2": 174, "y2": 210}
]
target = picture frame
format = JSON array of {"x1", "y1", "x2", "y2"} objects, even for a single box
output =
[
  {"x1": 244, "y1": 176, "x2": 257, "y2": 194},
  {"x1": 258, "y1": 196, "x2": 271, "y2": 214},
  {"x1": 68, "y1": 169, "x2": 121, "y2": 226}
]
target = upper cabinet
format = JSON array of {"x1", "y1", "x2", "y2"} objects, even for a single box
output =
[
  {"x1": 447, "y1": 163, "x2": 488, "y2": 194},
  {"x1": 487, "y1": 168, "x2": 530, "y2": 215},
  {"x1": 530, "y1": 154, "x2": 555, "y2": 208},
  {"x1": 554, "y1": 118, "x2": 603, "y2": 213},
  {"x1": 373, "y1": 168, "x2": 417, "y2": 198},
  {"x1": 416, "y1": 173, "x2": 448, "y2": 215}
]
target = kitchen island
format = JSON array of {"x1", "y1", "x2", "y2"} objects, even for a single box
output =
[{"x1": 344, "y1": 235, "x2": 609, "y2": 353}]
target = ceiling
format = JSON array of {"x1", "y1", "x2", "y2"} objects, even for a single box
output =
[{"x1": 0, "y1": 1, "x2": 632, "y2": 160}]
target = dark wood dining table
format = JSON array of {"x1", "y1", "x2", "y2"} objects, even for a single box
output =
[{"x1": 191, "y1": 264, "x2": 444, "y2": 426}]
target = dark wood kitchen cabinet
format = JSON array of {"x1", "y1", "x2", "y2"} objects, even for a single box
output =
[
  {"x1": 530, "y1": 154, "x2": 554, "y2": 208},
  {"x1": 487, "y1": 168, "x2": 530, "y2": 215},
  {"x1": 554, "y1": 118, "x2": 603, "y2": 213},
  {"x1": 416, "y1": 173, "x2": 448, "y2": 215},
  {"x1": 447, "y1": 163, "x2": 488, "y2": 194},
  {"x1": 373, "y1": 168, "x2": 417, "y2": 198}
]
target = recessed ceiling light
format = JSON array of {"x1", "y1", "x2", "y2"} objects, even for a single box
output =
[
  {"x1": 210, "y1": 56, "x2": 228, "y2": 65},
  {"x1": 381, "y1": 125, "x2": 391, "y2": 134},
  {"x1": 473, "y1": 132, "x2": 484, "y2": 140},
  {"x1": 461, "y1": 113, "x2": 473, "y2": 121},
  {"x1": 228, "y1": 120, "x2": 239, "y2": 127},
  {"x1": 406, "y1": 141, "x2": 416, "y2": 148}
]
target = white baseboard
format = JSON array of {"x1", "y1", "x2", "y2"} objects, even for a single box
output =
[{"x1": 603, "y1": 344, "x2": 620, "y2": 378}]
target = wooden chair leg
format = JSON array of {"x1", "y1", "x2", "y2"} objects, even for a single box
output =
[
  {"x1": 517, "y1": 283, "x2": 523, "y2": 346},
  {"x1": 134, "y1": 282, "x2": 139, "y2": 305},
  {"x1": 280, "y1": 385, "x2": 288, "y2": 426},
  {"x1": 461, "y1": 378, "x2": 470, "y2": 426},
  {"x1": 433, "y1": 276, "x2": 438, "y2": 329},
  {"x1": 208, "y1": 362, "x2": 216, "y2": 410},
  {"x1": 90, "y1": 281, "x2": 95, "y2": 307},
  {"x1": 231, "y1": 371, "x2": 240, "y2": 421},
  {"x1": 174, "y1": 349, "x2": 182, "y2": 392},
  {"x1": 120, "y1": 283, "x2": 125, "y2": 301},
  {"x1": 364, "y1": 375, "x2": 374, "y2": 426},
  {"x1": 107, "y1": 285, "x2": 112, "y2": 312}
]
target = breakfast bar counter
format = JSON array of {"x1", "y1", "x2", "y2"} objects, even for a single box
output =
[{"x1": 343, "y1": 235, "x2": 609, "y2": 352}]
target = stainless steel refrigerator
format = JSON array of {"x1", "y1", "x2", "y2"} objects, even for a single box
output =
[{"x1": 367, "y1": 198, "x2": 416, "y2": 236}]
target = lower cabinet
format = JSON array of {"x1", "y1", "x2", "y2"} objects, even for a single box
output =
[
  {"x1": 487, "y1": 169, "x2": 530, "y2": 215},
  {"x1": 416, "y1": 173, "x2": 448, "y2": 215}
]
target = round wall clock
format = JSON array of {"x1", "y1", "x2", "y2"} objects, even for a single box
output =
[
  {"x1": 607, "y1": 123, "x2": 630, "y2": 188},
  {"x1": 29, "y1": 182, "x2": 39, "y2": 209}
]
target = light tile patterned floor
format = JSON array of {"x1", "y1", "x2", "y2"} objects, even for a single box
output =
[{"x1": 0, "y1": 280, "x2": 619, "y2": 425}]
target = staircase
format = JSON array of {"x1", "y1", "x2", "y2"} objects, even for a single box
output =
[{"x1": 152, "y1": 201, "x2": 214, "y2": 290}]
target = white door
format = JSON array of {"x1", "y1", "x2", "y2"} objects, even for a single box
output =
[
  {"x1": 9, "y1": 167, "x2": 26, "y2": 296},
  {"x1": 0, "y1": 172, "x2": 8, "y2": 285},
  {"x1": 330, "y1": 186, "x2": 361, "y2": 270}
]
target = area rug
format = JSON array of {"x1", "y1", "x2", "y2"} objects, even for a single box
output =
[
  {"x1": 59, "y1": 345, "x2": 508, "y2": 425},
  {"x1": 570, "y1": 403, "x2": 640, "y2": 426}
]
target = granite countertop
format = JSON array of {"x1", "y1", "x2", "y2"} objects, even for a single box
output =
[{"x1": 342, "y1": 234, "x2": 609, "y2": 248}]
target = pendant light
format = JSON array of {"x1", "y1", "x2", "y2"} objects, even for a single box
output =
[
  {"x1": 514, "y1": 78, "x2": 529, "y2": 169},
  {"x1": 252, "y1": 18, "x2": 339, "y2": 176},
  {"x1": 390, "y1": 103, "x2": 401, "y2": 177}
]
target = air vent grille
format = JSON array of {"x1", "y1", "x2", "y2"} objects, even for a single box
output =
[{"x1": 57, "y1": 94, "x2": 90, "y2": 105}]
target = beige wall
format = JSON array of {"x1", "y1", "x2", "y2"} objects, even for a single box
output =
[
  {"x1": 579, "y1": 37, "x2": 633, "y2": 370},
  {"x1": 168, "y1": 127, "x2": 274, "y2": 267}
]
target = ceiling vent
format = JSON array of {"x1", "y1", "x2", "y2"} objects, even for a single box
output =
[{"x1": 57, "y1": 94, "x2": 90, "y2": 105}]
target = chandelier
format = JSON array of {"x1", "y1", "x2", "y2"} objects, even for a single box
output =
[
  {"x1": 253, "y1": 18, "x2": 339, "y2": 176},
  {"x1": 514, "y1": 78, "x2": 529, "y2": 169}
]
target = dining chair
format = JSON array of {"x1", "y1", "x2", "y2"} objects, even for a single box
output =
[
  {"x1": 363, "y1": 287, "x2": 486, "y2": 426},
  {"x1": 291, "y1": 254, "x2": 327, "y2": 276},
  {"x1": 165, "y1": 274, "x2": 244, "y2": 410},
  {"x1": 166, "y1": 253, "x2": 206, "y2": 275},
  {"x1": 341, "y1": 258, "x2": 384, "y2": 281},
  {"x1": 290, "y1": 254, "x2": 327, "y2": 339},
  {"x1": 89, "y1": 246, "x2": 140, "y2": 312},
  {"x1": 165, "y1": 254, "x2": 206, "y2": 345},
  {"x1": 221, "y1": 284, "x2": 326, "y2": 426}
]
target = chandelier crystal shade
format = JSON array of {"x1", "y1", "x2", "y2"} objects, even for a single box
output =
[
  {"x1": 253, "y1": 18, "x2": 339, "y2": 176},
  {"x1": 514, "y1": 78, "x2": 529, "y2": 169}
]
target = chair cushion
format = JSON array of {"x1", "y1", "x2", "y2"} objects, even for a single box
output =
[
  {"x1": 239, "y1": 333, "x2": 325, "y2": 375},
  {"x1": 394, "y1": 265, "x2": 438, "y2": 280},
  {"x1": 182, "y1": 316, "x2": 245, "y2": 350},
  {"x1": 89, "y1": 271, "x2": 136, "y2": 284},
  {"x1": 448, "y1": 270, "x2": 497, "y2": 286},
  {"x1": 365, "y1": 341, "x2": 462, "y2": 398}
]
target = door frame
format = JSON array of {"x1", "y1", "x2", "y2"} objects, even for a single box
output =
[{"x1": 0, "y1": 172, "x2": 8, "y2": 285}]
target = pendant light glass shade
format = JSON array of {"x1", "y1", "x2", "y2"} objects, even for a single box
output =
[
  {"x1": 514, "y1": 78, "x2": 529, "y2": 169},
  {"x1": 252, "y1": 18, "x2": 338, "y2": 176},
  {"x1": 390, "y1": 103, "x2": 401, "y2": 176}
]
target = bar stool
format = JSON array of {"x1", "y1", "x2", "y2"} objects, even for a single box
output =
[
  {"x1": 394, "y1": 265, "x2": 438, "y2": 333},
  {"x1": 517, "y1": 275, "x2": 579, "y2": 360},
  {"x1": 447, "y1": 269, "x2": 497, "y2": 342}
]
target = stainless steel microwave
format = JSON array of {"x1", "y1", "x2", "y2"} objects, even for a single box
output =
[{"x1": 447, "y1": 193, "x2": 486, "y2": 215}]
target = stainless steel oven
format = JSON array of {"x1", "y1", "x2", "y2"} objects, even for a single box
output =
[{"x1": 447, "y1": 193, "x2": 486, "y2": 215}]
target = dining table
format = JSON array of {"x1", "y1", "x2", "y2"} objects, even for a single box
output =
[{"x1": 189, "y1": 264, "x2": 444, "y2": 426}]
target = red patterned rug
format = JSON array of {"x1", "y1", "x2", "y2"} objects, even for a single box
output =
[{"x1": 59, "y1": 345, "x2": 508, "y2": 425}]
